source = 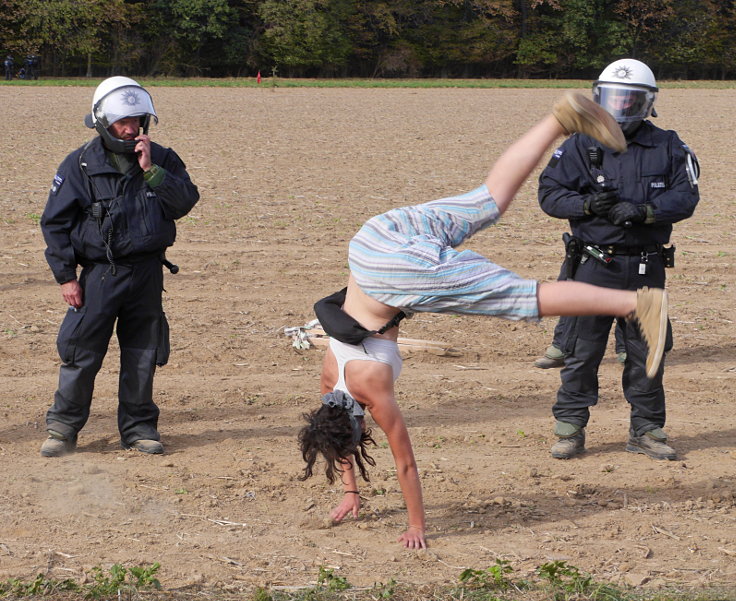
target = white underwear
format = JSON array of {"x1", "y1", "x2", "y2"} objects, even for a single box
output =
[{"x1": 329, "y1": 337, "x2": 403, "y2": 400}]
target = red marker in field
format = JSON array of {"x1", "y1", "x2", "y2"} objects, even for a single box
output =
[{"x1": 257, "y1": 71, "x2": 261, "y2": 84}]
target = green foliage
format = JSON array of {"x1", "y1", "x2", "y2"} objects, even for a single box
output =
[
  {"x1": 371, "y1": 578, "x2": 397, "y2": 599},
  {"x1": 128, "y1": 563, "x2": 162, "y2": 590},
  {"x1": 170, "y1": 0, "x2": 235, "y2": 44},
  {"x1": 141, "y1": 0, "x2": 238, "y2": 75},
  {"x1": 453, "y1": 560, "x2": 637, "y2": 601},
  {"x1": 252, "y1": 587, "x2": 274, "y2": 601},
  {"x1": 2, "y1": 562, "x2": 735, "y2": 601},
  {"x1": 515, "y1": 32, "x2": 560, "y2": 73},
  {"x1": 0, "y1": 573, "x2": 78, "y2": 597},
  {"x1": 259, "y1": 0, "x2": 352, "y2": 75},
  {"x1": 85, "y1": 562, "x2": 161, "y2": 600},
  {"x1": 7, "y1": 76, "x2": 735, "y2": 89},
  {"x1": 459, "y1": 559, "x2": 514, "y2": 590},
  {"x1": 317, "y1": 566, "x2": 351, "y2": 591},
  {"x1": 3, "y1": 0, "x2": 736, "y2": 78},
  {"x1": 0, "y1": 564, "x2": 159, "y2": 599},
  {"x1": 536, "y1": 560, "x2": 623, "y2": 601},
  {"x1": 537, "y1": 560, "x2": 586, "y2": 588}
]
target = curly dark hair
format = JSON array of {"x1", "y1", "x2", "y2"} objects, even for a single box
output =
[{"x1": 298, "y1": 404, "x2": 376, "y2": 484}]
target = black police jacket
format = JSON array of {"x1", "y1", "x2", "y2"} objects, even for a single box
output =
[
  {"x1": 41, "y1": 136, "x2": 199, "y2": 284},
  {"x1": 538, "y1": 120, "x2": 699, "y2": 246}
]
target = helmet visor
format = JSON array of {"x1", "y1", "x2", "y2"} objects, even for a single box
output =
[
  {"x1": 95, "y1": 85, "x2": 158, "y2": 127},
  {"x1": 593, "y1": 84, "x2": 655, "y2": 123}
]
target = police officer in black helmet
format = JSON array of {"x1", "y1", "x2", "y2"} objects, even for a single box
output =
[
  {"x1": 40, "y1": 77, "x2": 199, "y2": 457},
  {"x1": 538, "y1": 59, "x2": 700, "y2": 461}
]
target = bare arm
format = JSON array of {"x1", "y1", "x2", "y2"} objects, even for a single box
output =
[
  {"x1": 485, "y1": 115, "x2": 565, "y2": 216},
  {"x1": 346, "y1": 359, "x2": 427, "y2": 549},
  {"x1": 321, "y1": 350, "x2": 362, "y2": 523},
  {"x1": 330, "y1": 459, "x2": 361, "y2": 523},
  {"x1": 379, "y1": 408, "x2": 426, "y2": 548}
]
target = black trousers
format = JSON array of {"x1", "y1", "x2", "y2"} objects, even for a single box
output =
[
  {"x1": 552, "y1": 251, "x2": 673, "y2": 436},
  {"x1": 46, "y1": 258, "x2": 166, "y2": 446}
]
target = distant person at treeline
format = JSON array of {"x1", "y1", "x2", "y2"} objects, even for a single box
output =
[
  {"x1": 4, "y1": 55, "x2": 13, "y2": 80},
  {"x1": 24, "y1": 54, "x2": 39, "y2": 80}
]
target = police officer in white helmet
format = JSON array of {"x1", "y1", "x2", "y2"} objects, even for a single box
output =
[
  {"x1": 536, "y1": 58, "x2": 700, "y2": 461},
  {"x1": 40, "y1": 77, "x2": 200, "y2": 457},
  {"x1": 593, "y1": 58, "x2": 659, "y2": 137}
]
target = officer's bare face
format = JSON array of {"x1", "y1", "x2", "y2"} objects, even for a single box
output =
[{"x1": 108, "y1": 117, "x2": 140, "y2": 140}]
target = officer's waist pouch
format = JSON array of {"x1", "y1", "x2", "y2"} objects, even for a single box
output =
[
  {"x1": 662, "y1": 245, "x2": 675, "y2": 268},
  {"x1": 314, "y1": 288, "x2": 405, "y2": 345},
  {"x1": 562, "y1": 233, "x2": 583, "y2": 279}
]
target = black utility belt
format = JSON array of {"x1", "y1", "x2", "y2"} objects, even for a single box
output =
[
  {"x1": 81, "y1": 252, "x2": 162, "y2": 267},
  {"x1": 581, "y1": 243, "x2": 675, "y2": 269},
  {"x1": 585, "y1": 243, "x2": 663, "y2": 256},
  {"x1": 563, "y1": 233, "x2": 674, "y2": 278}
]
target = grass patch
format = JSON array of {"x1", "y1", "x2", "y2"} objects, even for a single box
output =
[
  {"x1": 1, "y1": 561, "x2": 734, "y2": 601},
  {"x1": 0, "y1": 563, "x2": 160, "y2": 600},
  {"x1": 1, "y1": 78, "x2": 736, "y2": 89}
]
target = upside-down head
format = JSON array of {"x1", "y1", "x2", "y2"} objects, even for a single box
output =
[{"x1": 298, "y1": 390, "x2": 376, "y2": 483}]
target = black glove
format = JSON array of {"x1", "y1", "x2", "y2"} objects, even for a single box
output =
[
  {"x1": 583, "y1": 189, "x2": 619, "y2": 217},
  {"x1": 608, "y1": 202, "x2": 648, "y2": 226}
]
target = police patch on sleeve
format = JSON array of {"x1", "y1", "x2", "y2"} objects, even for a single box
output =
[
  {"x1": 547, "y1": 147, "x2": 565, "y2": 168},
  {"x1": 50, "y1": 173, "x2": 64, "y2": 195}
]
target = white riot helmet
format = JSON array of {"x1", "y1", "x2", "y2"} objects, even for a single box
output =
[
  {"x1": 84, "y1": 76, "x2": 158, "y2": 153},
  {"x1": 593, "y1": 59, "x2": 657, "y2": 136}
]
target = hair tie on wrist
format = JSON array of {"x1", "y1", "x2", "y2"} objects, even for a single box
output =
[{"x1": 345, "y1": 490, "x2": 360, "y2": 495}]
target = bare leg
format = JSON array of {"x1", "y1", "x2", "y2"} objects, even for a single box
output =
[
  {"x1": 485, "y1": 115, "x2": 565, "y2": 215},
  {"x1": 486, "y1": 93, "x2": 625, "y2": 216},
  {"x1": 539, "y1": 281, "x2": 668, "y2": 380},
  {"x1": 537, "y1": 281, "x2": 636, "y2": 317}
]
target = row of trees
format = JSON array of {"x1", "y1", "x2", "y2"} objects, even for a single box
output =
[{"x1": 1, "y1": 0, "x2": 735, "y2": 79}]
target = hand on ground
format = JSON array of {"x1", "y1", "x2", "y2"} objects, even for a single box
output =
[
  {"x1": 330, "y1": 494, "x2": 360, "y2": 523},
  {"x1": 398, "y1": 526, "x2": 427, "y2": 549}
]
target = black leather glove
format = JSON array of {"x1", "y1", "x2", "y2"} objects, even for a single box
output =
[
  {"x1": 608, "y1": 202, "x2": 648, "y2": 226},
  {"x1": 583, "y1": 189, "x2": 619, "y2": 216}
]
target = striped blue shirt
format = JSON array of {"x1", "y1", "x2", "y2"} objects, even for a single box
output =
[{"x1": 349, "y1": 185, "x2": 539, "y2": 320}]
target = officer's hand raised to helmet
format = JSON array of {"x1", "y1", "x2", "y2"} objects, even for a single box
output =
[
  {"x1": 608, "y1": 201, "x2": 648, "y2": 226},
  {"x1": 583, "y1": 189, "x2": 619, "y2": 217}
]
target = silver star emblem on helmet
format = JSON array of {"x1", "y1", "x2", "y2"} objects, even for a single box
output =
[
  {"x1": 613, "y1": 66, "x2": 633, "y2": 80},
  {"x1": 121, "y1": 90, "x2": 139, "y2": 106}
]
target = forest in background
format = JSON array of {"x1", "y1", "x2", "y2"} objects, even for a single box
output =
[{"x1": 1, "y1": 0, "x2": 735, "y2": 80}]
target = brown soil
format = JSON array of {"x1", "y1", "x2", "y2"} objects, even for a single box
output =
[{"x1": 1, "y1": 86, "x2": 735, "y2": 594}]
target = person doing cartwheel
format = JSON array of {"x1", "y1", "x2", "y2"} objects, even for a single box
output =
[{"x1": 299, "y1": 92, "x2": 669, "y2": 549}]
